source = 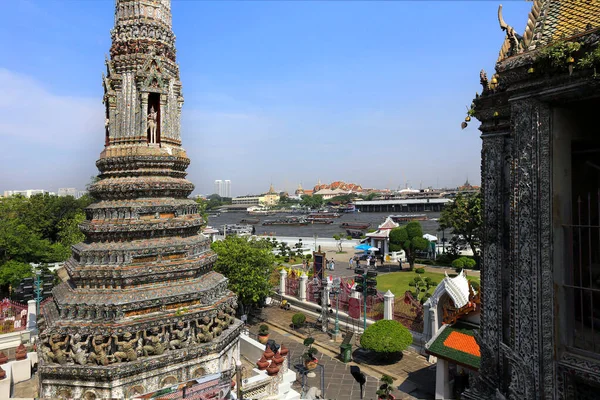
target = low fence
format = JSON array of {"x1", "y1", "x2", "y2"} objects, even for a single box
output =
[
  {"x1": 284, "y1": 273, "x2": 424, "y2": 334},
  {"x1": 393, "y1": 292, "x2": 424, "y2": 332},
  {"x1": 0, "y1": 298, "x2": 28, "y2": 334},
  {"x1": 285, "y1": 274, "x2": 300, "y2": 297}
]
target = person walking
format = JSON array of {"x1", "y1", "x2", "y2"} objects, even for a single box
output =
[
  {"x1": 330, "y1": 260, "x2": 335, "y2": 271},
  {"x1": 348, "y1": 257, "x2": 354, "y2": 270}
]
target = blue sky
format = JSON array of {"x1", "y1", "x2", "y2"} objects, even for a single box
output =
[{"x1": 0, "y1": 0, "x2": 533, "y2": 196}]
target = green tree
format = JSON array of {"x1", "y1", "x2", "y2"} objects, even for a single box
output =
[
  {"x1": 194, "y1": 197, "x2": 209, "y2": 226},
  {"x1": 301, "y1": 195, "x2": 324, "y2": 210},
  {"x1": 211, "y1": 236, "x2": 276, "y2": 315},
  {"x1": 438, "y1": 193, "x2": 482, "y2": 261},
  {"x1": 408, "y1": 270, "x2": 438, "y2": 303},
  {"x1": 328, "y1": 194, "x2": 354, "y2": 204},
  {"x1": 389, "y1": 222, "x2": 429, "y2": 270},
  {"x1": 0, "y1": 260, "x2": 33, "y2": 293},
  {"x1": 332, "y1": 233, "x2": 346, "y2": 252},
  {"x1": 0, "y1": 193, "x2": 92, "y2": 296}
]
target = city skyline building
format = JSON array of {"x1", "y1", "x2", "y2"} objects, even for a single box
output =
[
  {"x1": 224, "y1": 179, "x2": 231, "y2": 198},
  {"x1": 57, "y1": 188, "x2": 77, "y2": 197},
  {"x1": 3, "y1": 189, "x2": 50, "y2": 198},
  {"x1": 213, "y1": 179, "x2": 231, "y2": 197},
  {"x1": 38, "y1": 1, "x2": 240, "y2": 398}
]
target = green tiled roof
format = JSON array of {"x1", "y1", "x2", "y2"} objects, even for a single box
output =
[{"x1": 426, "y1": 322, "x2": 480, "y2": 370}]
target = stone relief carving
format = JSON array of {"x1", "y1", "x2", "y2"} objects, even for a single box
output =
[{"x1": 40, "y1": 305, "x2": 237, "y2": 366}]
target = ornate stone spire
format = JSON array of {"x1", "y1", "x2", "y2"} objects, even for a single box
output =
[
  {"x1": 104, "y1": 0, "x2": 182, "y2": 147},
  {"x1": 39, "y1": 1, "x2": 240, "y2": 398}
]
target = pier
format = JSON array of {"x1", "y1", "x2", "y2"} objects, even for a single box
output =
[{"x1": 354, "y1": 198, "x2": 451, "y2": 212}]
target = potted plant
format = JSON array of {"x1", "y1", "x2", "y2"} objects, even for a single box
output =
[
  {"x1": 302, "y1": 337, "x2": 318, "y2": 370},
  {"x1": 258, "y1": 324, "x2": 269, "y2": 344},
  {"x1": 377, "y1": 374, "x2": 395, "y2": 400}
]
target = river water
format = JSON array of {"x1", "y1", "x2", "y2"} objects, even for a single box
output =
[{"x1": 206, "y1": 211, "x2": 442, "y2": 238}]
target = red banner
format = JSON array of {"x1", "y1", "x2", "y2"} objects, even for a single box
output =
[{"x1": 348, "y1": 297, "x2": 361, "y2": 319}]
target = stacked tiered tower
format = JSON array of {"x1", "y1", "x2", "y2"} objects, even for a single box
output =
[{"x1": 38, "y1": 1, "x2": 241, "y2": 398}]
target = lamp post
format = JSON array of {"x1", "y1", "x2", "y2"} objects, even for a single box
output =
[
  {"x1": 331, "y1": 278, "x2": 341, "y2": 336},
  {"x1": 34, "y1": 268, "x2": 42, "y2": 316}
]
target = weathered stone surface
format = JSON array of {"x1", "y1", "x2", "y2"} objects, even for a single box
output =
[{"x1": 39, "y1": 0, "x2": 240, "y2": 397}]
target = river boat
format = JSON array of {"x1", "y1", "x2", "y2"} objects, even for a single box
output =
[
  {"x1": 263, "y1": 216, "x2": 309, "y2": 226},
  {"x1": 248, "y1": 210, "x2": 275, "y2": 216},
  {"x1": 341, "y1": 204, "x2": 357, "y2": 213},
  {"x1": 239, "y1": 218, "x2": 260, "y2": 224},
  {"x1": 308, "y1": 212, "x2": 341, "y2": 219},
  {"x1": 389, "y1": 214, "x2": 428, "y2": 223},
  {"x1": 346, "y1": 229, "x2": 364, "y2": 239},
  {"x1": 307, "y1": 218, "x2": 334, "y2": 224},
  {"x1": 340, "y1": 222, "x2": 370, "y2": 230}
]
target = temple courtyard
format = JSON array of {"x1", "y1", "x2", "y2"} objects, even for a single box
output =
[{"x1": 247, "y1": 306, "x2": 435, "y2": 399}]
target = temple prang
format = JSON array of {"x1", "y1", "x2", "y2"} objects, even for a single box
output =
[{"x1": 38, "y1": 1, "x2": 240, "y2": 398}]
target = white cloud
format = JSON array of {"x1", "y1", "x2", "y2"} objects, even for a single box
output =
[{"x1": 0, "y1": 68, "x2": 103, "y2": 150}]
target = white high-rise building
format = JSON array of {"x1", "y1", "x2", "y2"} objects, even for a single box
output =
[
  {"x1": 4, "y1": 189, "x2": 48, "y2": 198},
  {"x1": 58, "y1": 188, "x2": 77, "y2": 197},
  {"x1": 224, "y1": 180, "x2": 231, "y2": 198},
  {"x1": 214, "y1": 180, "x2": 223, "y2": 196}
]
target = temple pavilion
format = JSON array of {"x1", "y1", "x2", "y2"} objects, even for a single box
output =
[
  {"x1": 462, "y1": 0, "x2": 600, "y2": 398},
  {"x1": 423, "y1": 270, "x2": 481, "y2": 399},
  {"x1": 37, "y1": 1, "x2": 240, "y2": 398}
]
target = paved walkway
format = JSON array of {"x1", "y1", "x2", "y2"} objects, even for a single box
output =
[
  {"x1": 13, "y1": 373, "x2": 38, "y2": 398},
  {"x1": 248, "y1": 307, "x2": 435, "y2": 399}
]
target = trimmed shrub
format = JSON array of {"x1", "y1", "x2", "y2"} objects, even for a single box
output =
[
  {"x1": 452, "y1": 258, "x2": 465, "y2": 269},
  {"x1": 360, "y1": 320, "x2": 412, "y2": 357},
  {"x1": 452, "y1": 256, "x2": 476, "y2": 270},
  {"x1": 259, "y1": 324, "x2": 269, "y2": 335},
  {"x1": 292, "y1": 313, "x2": 306, "y2": 328},
  {"x1": 415, "y1": 267, "x2": 425, "y2": 274}
]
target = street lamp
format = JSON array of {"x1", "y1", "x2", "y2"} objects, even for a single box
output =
[
  {"x1": 331, "y1": 278, "x2": 341, "y2": 336},
  {"x1": 34, "y1": 268, "x2": 42, "y2": 316}
]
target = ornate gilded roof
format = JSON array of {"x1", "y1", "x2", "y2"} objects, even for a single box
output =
[
  {"x1": 526, "y1": 0, "x2": 600, "y2": 49},
  {"x1": 497, "y1": 0, "x2": 600, "y2": 62}
]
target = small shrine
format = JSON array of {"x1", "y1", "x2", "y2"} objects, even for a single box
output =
[
  {"x1": 423, "y1": 270, "x2": 481, "y2": 399},
  {"x1": 365, "y1": 216, "x2": 399, "y2": 254}
]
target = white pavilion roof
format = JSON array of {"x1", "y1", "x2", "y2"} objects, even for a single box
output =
[
  {"x1": 378, "y1": 216, "x2": 399, "y2": 230},
  {"x1": 429, "y1": 270, "x2": 472, "y2": 309}
]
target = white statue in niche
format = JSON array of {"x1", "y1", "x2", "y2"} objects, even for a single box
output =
[{"x1": 147, "y1": 106, "x2": 157, "y2": 144}]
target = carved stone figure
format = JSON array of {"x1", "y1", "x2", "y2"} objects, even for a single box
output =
[
  {"x1": 112, "y1": 332, "x2": 139, "y2": 362},
  {"x1": 143, "y1": 327, "x2": 165, "y2": 356},
  {"x1": 69, "y1": 334, "x2": 90, "y2": 365},
  {"x1": 169, "y1": 321, "x2": 191, "y2": 350},
  {"x1": 147, "y1": 106, "x2": 157, "y2": 144},
  {"x1": 89, "y1": 336, "x2": 112, "y2": 366},
  {"x1": 195, "y1": 316, "x2": 214, "y2": 343},
  {"x1": 49, "y1": 334, "x2": 70, "y2": 365},
  {"x1": 480, "y1": 69, "x2": 488, "y2": 89}
]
